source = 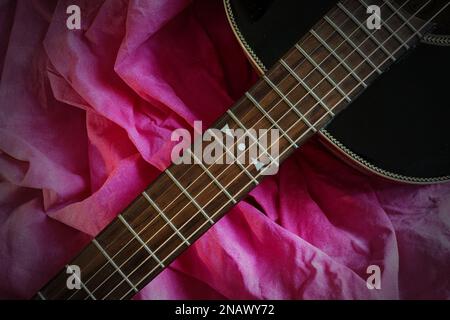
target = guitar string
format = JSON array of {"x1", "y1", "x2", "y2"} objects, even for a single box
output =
[
  {"x1": 71, "y1": 1, "x2": 389, "y2": 299},
  {"x1": 68, "y1": 0, "x2": 441, "y2": 300},
  {"x1": 81, "y1": 0, "x2": 422, "y2": 300},
  {"x1": 66, "y1": 3, "x2": 357, "y2": 299},
  {"x1": 113, "y1": 0, "x2": 446, "y2": 300}
]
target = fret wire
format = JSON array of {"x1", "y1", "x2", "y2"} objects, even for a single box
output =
[
  {"x1": 244, "y1": 91, "x2": 299, "y2": 148},
  {"x1": 277, "y1": 1, "x2": 439, "y2": 154},
  {"x1": 89, "y1": 194, "x2": 194, "y2": 300},
  {"x1": 264, "y1": 71, "x2": 334, "y2": 118},
  {"x1": 67, "y1": 203, "x2": 165, "y2": 300},
  {"x1": 85, "y1": 239, "x2": 145, "y2": 299},
  {"x1": 66, "y1": 264, "x2": 96, "y2": 300},
  {"x1": 268, "y1": 3, "x2": 400, "y2": 123},
  {"x1": 276, "y1": 59, "x2": 327, "y2": 127},
  {"x1": 187, "y1": 149, "x2": 237, "y2": 204},
  {"x1": 309, "y1": 29, "x2": 367, "y2": 88},
  {"x1": 141, "y1": 191, "x2": 191, "y2": 245},
  {"x1": 209, "y1": 130, "x2": 259, "y2": 185},
  {"x1": 83, "y1": 147, "x2": 239, "y2": 295},
  {"x1": 226, "y1": 109, "x2": 280, "y2": 166},
  {"x1": 255, "y1": 71, "x2": 317, "y2": 132},
  {"x1": 37, "y1": 291, "x2": 46, "y2": 300},
  {"x1": 282, "y1": 1, "x2": 447, "y2": 164},
  {"x1": 357, "y1": 0, "x2": 409, "y2": 49},
  {"x1": 85, "y1": 248, "x2": 136, "y2": 300},
  {"x1": 324, "y1": 15, "x2": 382, "y2": 74},
  {"x1": 262, "y1": 70, "x2": 318, "y2": 131},
  {"x1": 72, "y1": 1, "x2": 441, "y2": 300},
  {"x1": 92, "y1": 239, "x2": 139, "y2": 297},
  {"x1": 259, "y1": 15, "x2": 338, "y2": 107},
  {"x1": 71, "y1": 188, "x2": 192, "y2": 300},
  {"x1": 165, "y1": 169, "x2": 215, "y2": 225},
  {"x1": 294, "y1": 44, "x2": 351, "y2": 102},
  {"x1": 93, "y1": 136, "x2": 264, "y2": 299},
  {"x1": 337, "y1": 2, "x2": 397, "y2": 62},
  {"x1": 117, "y1": 214, "x2": 165, "y2": 268},
  {"x1": 383, "y1": 0, "x2": 423, "y2": 37},
  {"x1": 82, "y1": 214, "x2": 169, "y2": 298},
  {"x1": 307, "y1": 0, "x2": 411, "y2": 92},
  {"x1": 151, "y1": 138, "x2": 250, "y2": 225}
]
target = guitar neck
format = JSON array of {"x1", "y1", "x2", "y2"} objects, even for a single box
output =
[{"x1": 35, "y1": 0, "x2": 432, "y2": 300}]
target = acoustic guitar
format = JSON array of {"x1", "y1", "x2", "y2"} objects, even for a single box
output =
[{"x1": 33, "y1": 0, "x2": 450, "y2": 300}]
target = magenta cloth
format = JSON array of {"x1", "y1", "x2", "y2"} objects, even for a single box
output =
[{"x1": 1, "y1": 0, "x2": 449, "y2": 299}]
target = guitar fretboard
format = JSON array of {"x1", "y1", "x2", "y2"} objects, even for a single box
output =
[{"x1": 35, "y1": 0, "x2": 438, "y2": 300}]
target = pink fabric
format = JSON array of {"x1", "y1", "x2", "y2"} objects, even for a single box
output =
[{"x1": 0, "y1": 0, "x2": 449, "y2": 299}]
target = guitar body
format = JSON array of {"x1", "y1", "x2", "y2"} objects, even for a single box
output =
[{"x1": 225, "y1": 0, "x2": 450, "y2": 183}]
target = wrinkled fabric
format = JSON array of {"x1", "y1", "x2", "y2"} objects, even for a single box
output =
[{"x1": 0, "y1": 0, "x2": 449, "y2": 300}]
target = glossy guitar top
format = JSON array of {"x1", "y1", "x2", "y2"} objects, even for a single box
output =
[{"x1": 225, "y1": 0, "x2": 450, "y2": 183}]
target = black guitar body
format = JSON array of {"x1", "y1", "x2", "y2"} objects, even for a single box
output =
[{"x1": 225, "y1": 0, "x2": 450, "y2": 183}]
